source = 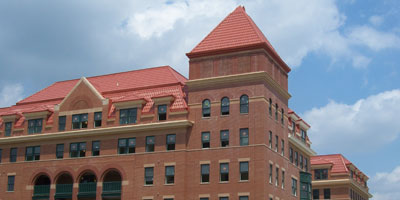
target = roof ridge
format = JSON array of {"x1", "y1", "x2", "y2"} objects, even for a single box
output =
[
  {"x1": 240, "y1": 7, "x2": 267, "y2": 44},
  {"x1": 166, "y1": 67, "x2": 188, "y2": 84},
  {"x1": 339, "y1": 154, "x2": 349, "y2": 172}
]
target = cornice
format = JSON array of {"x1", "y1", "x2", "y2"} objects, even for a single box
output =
[
  {"x1": 0, "y1": 120, "x2": 193, "y2": 145},
  {"x1": 312, "y1": 178, "x2": 372, "y2": 198},
  {"x1": 288, "y1": 134, "x2": 316, "y2": 156}
]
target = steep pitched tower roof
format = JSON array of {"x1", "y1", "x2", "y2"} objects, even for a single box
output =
[{"x1": 187, "y1": 6, "x2": 290, "y2": 73}]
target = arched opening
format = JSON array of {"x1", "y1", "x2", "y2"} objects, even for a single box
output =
[
  {"x1": 78, "y1": 171, "x2": 97, "y2": 200},
  {"x1": 102, "y1": 170, "x2": 122, "y2": 200},
  {"x1": 33, "y1": 174, "x2": 51, "y2": 200},
  {"x1": 55, "y1": 173, "x2": 73, "y2": 200}
]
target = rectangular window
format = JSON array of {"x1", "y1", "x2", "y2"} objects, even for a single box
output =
[
  {"x1": 281, "y1": 108, "x2": 284, "y2": 124},
  {"x1": 220, "y1": 130, "x2": 229, "y2": 147},
  {"x1": 70, "y1": 142, "x2": 86, "y2": 158},
  {"x1": 10, "y1": 147, "x2": 17, "y2": 162},
  {"x1": 295, "y1": 151, "x2": 298, "y2": 166},
  {"x1": 269, "y1": 164, "x2": 273, "y2": 183},
  {"x1": 201, "y1": 164, "x2": 210, "y2": 183},
  {"x1": 158, "y1": 104, "x2": 167, "y2": 121},
  {"x1": 5, "y1": 122, "x2": 12, "y2": 136},
  {"x1": 119, "y1": 108, "x2": 137, "y2": 125},
  {"x1": 292, "y1": 178, "x2": 297, "y2": 196},
  {"x1": 292, "y1": 121, "x2": 296, "y2": 135},
  {"x1": 7, "y1": 176, "x2": 15, "y2": 191},
  {"x1": 58, "y1": 116, "x2": 66, "y2": 131},
  {"x1": 56, "y1": 144, "x2": 64, "y2": 159},
  {"x1": 92, "y1": 141, "x2": 100, "y2": 156},
  {"x1": 281, "y1": 139, "x2": 285, "y2": 156},
  {"x1": 239, "y1": 196, "x2": 248, "y2": 200},
  {"x1": 166, "y1": 134, "x2": 176, "y2": 151},
  {"x1": 219, "y1": 197, "x2": 229, "y2": 200},
  {"x1": 313, "y1": 189, "x2": 319, "y2": 199},
  {"x1": 165, "y1": 166, "x2": 175, "y2": 184},
  {"x1": 289, "y1": 147, "x2": 293, "y2": 163},
  {"x1": 305, "y1": 158, "x2": 308, "y2": 172},
  {"x1": 25, "y1": 146, "x2": 40, "y2": 161},
  {"x1": 301, "y1": 129, "x2": 306, "y2": 142},
  {"x1": 146, "y1": 136, "x2": 155, "y2": 152},
  {"x1": 282, "y1": 170, "x2": 285, "y2": 189},
  {"x1": 72, "y1": 114, "x2": 88, "y2": 129},
  {"x1": 275, "y1": 104, "x2": 278, "y2": 120},
  {"x1": 275, "y1": 135, "x2": 278, "y2": 152},
  {"x1": 220, "y1": 163, "x2": 229, "y2": 182},
  {"x1": 94, "y1": 112, "x2": 102, "y2": 128},
  {"x1": 269, "y1": 131, "x2": 272, "y2": 148},
  {"x1": 300, "y1": 155, "x2": 304, "y2": 169},
  {"x1": 200, "y1": 198, "x2": 209, "y2": 200},
  {"x1": 0, "y1": 149, "x2": 2, "y2": 163},
  {"x1": 28, "y1": 119, "x2": 42, "y2": 134},
  {"x1": 324, "y1": 188, "x2": 331, "y2": 199},
  {"x1": 315, "y1": 169, "x2": 328, "y2": 180},
  {"x1": 201, "y1": 132, "x2": 210, "y2": 148},
  {"x1": 145, "y1": 167, "x2": 154, "y2": 185},
  {"x1": 240, "y1": 128, "x2": 249, "y2": 146},
  {"x1": 275, "y1": 167, "x2": 279, "y2": 186},
  {"x1": 240, "y1": 161, "x2": 249, "y2": 181},
  {"x1": 118, "y1": 138, "x2": 136, "y2": 154}
]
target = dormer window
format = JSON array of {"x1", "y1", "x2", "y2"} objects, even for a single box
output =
[
  {"x1": 5, "y1": 122, "x2": 12, "y2": 136},
  {"x1": 315, "y1": 169, "x2": 328, "y2": 180},
  {"x1": 119, "y1": 108, "x2": 137, "y2": 125},
  {"x1": 158, "y1": 105, "x2": 167, "y2": 121},
  {"x1": 94, "y1": 112, "x2": 102, "y2": 128},
  {"x1": 292, "y1": 121, "x2": 296, "y2": 135},
  {"x1": 28, "y1": 119, "x2": 43, "y2": 134},
  {"x1": 301, "y1": 129, "x2": 307, "y2": 142},
  {"x1": 202, "y1": 99, "x2": 211, "y2": 117},
  {"x1": 221, "y1": 97, "x2": 230, "y2": 115},
  {"x1": 72, "y1": 114, "x2": 88, "y2": 129}
]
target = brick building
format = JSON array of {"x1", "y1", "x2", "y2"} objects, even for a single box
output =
[
  {"x1": 311, "y1": 154, "x2": 372, "y2": 200},
  {"x1": 0, "y1": 6, "x2": 315, "y2": 200}
]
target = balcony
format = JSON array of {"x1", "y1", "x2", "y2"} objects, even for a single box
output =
[
  {"x1": 102, "y1": 181, "x2": 122, "y2": 197},
  {"x1": 33, "y1": 185, "x2": 50, "y2": 199},
  {"x1": 54, "y1": 184, "x2": 73, "y2": 199},
  {"x1": 78, "y1": 182, "x2": 97, "y2": 198}
]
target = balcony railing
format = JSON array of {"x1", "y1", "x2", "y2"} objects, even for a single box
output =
[
  {"x1": 54, "y1": 184, "x2": 73, "y2": 199},
  {"x1": 102, "y1": 181, "x2": 122, "y2": 197},
  {"x1": 33, "y1": 185, "x2": 50, "y2": 198},
  {"x1": 78, "y1": 182, "x2": 97, "y2": 198}
]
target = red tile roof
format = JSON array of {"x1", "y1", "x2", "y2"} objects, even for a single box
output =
[
  {"x1": 187, "y1": 6, "x2": 291, "y2": 73},
  {"x1": 311, "y1": 154, "x2": 367, "y2": 178}
]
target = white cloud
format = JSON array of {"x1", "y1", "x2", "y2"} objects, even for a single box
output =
[
  {"x1": 370, "y1": 166, "x2": 400, "y2": 200},
  {"x1": 0, "y1": 84, "x2": 24, "y2": 108},
  {"x1": 303, "y1": 89, "x2": 400, "y2": 154},
  {"x1": 348, "y1": 25, "x2": 400, "y2": 51},
  {"x1": 369, "y1": 15, "x2": 384, "y2": 26}
]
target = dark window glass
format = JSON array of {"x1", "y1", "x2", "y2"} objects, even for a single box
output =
[
  {"x1": 281, "y1": 139, "x2": 285, "y2": 156},
  {"x1": 28, "y1": 119, "x2": 42, "y2": 134},
  {"x1": 92, "y1": 141, "x2": 100, "y2": 156},
  {"x1": 220, "y1": 163, "x2": 229, "y2": 182},
  {"x1": 269, "y1": 131, "x2": 272, "y2": 148},
  {"x1": 282, "y1": 170, "x2": 285, "y2": 189},
  {"x1": 292, "y1": 178, "x2": 297, "y2": 196},
  {"x1": 275, "y1": 135, "x2": 278, "y2": 152},
  {"x1": 220, "y1": 197, "x2": 229, "y2": 200},
  {"x1": 70, "y1": 142, "x2": 86, "y2": 158},
  {"x1": 221, "y1": 97, "x2": 230, "y2": 115},
  {"x1": 240, "y1": 161, "x2": 249, "y2": 181},
  {"x1": 324, "y1": 188, "x2": 331, "y2": 199},
  {"x1": 269, "y1": 98, "x2": 272, "y2": 116},
  {"x1": 94, "y1": 112, "x2": 102, "y2": 128},
  {"x1": 58, "y1": 116, "x2": 66, "y2": 131},
  {"x1": 0, "y1": 149, "x2": 2, "y2": 163},
  {"x1": 119, "y1": 108, "x2": 137, "y2": 125},
  {"x1": 166, "y1": 134, "x2": 176, "y2": 151},
  {"x1": 240, "y1": 95, "x2": 249, "y2": 114},
  {"x1": 295, "y1": 151, "x2": 298, "y2": 166},
  {"x1": 56, "y1": 144, "x2": 64, "y2": 159},
  {"x1": 239, "y1": 196, "x2": 248, "y2": 200},
  {"x1": 10, "y1": 148, "x2": 17, "y2": 162},
  {"x1": 300, "y1": 155, "x2": 304, "y2": 169},
  {"x1": 240, "y1": 128, "x2": 249, "y2": 146},
  {"x1": 201, "y1": 132, "x2": 210, "y2": 148},
  {"x1": 201, "y1": 164, "x2": 210, "y2": 183},
  {"x1": 7, "y1": 176, "x2": 15, "y2": 191},
  {"x1": 292, "y1": 121, "x2": 296, "y2": 135},
  {"x1": 289, "y1": 147, "x2": 293, "y2": 163},
  {"x1": 146, "y1": 136, "x2": 155, "y2": 152},
  {"x1": 305, "y1": 158, "x2": 308, "y2": 172},
  {"x1": 158, "y1": 104, "x2": 167, "y2": 121},
  {"x1": 202, "y1": 99, "x2": 211, "y2": 117},
  {"x1": 25, "y1": 146, "x2": 40, "y2": 161},
  {"x1": 275, "y1": 104, "x2": 278, "y2": 120},
  {"x1": 145, "y1": 167, "x2": 154, "y2": 185},
  {"x1": 301, "y1": 129, "x2": 307, "y2": 142},
  {"x1": 118, "y1": 138, "x2": 136, "y2": 154},
  {"x1": 281, "y1": 108, "x2": 284, "y2": 124},
  {"x1": 5, "y1": 122, "x2": 12, "y2": 136},
  {"x1": 165, "y1": 166, "x2": 175, "y2": 184},
  {"x1": 269, "y1": 164, "x2": 273, "y2": 183},
  {"x1": 275, "y1": 167, "x2": 279, "y2": 186},
  {"x1": 315, "y1": 169, "x2": 328, "y2": 180},
  {"x1": 220, "y1": 130, "x2": 229, "y2": 147},
  {"x1": 313, "y1": 189, "x2": 320, "y2": 199},
  {"x1": 71, "y1": 114, "x2": 88, "y2": 129},
  {"x1": 200, "y1": 198, "x2": 209, "y2": 200}
]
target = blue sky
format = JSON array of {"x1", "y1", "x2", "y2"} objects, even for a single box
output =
[{"x1": 0, "y1": 0, "x2": 399, "y2": 198}]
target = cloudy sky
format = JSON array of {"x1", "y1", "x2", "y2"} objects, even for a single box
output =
[{"x1": 0, "y1": 0, "x2": 399, "y2": 198}]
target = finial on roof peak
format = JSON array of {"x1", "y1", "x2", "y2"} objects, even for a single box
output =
[{"x1": 234, "y1": 5, "x2": 245, "y2": 12}]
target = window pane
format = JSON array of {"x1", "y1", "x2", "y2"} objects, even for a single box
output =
[
  {"x1": 128, "y1": 138, "x2": 136, "y2": 147},
  {"x1": 220, "y1": 163, "x2": 229, "y2": 173},
  {"x1": 167, "y1": 134, "x2": 176, "y2": 144},
  {"x1": 158, "y1": 105, "x2": 167, "y2": 114},
  {"x1": 166, "y1": 166, "x2": 175, "y2": 175},
  {"x1": 240, "y1": 162, "x2": 249, "y2": 172},
  {"x1": 201, "y1": 164, "x2": 210, "y2": 174},
  {"x1": 202, "y1": 132, "x2": 210, "y2": 142},
  {"x1": 94, "y1": 112, "x2": 102, "y2": 120},
  {"x1": 220, "y1": 130, "x2": 229, "y2": 140}
]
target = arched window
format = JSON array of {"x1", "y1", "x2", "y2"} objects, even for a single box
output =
[
  {"x1": 240, "y1": 95, "x2": 249, "y2": 114},
  {"x1": 275, "y1": 104, "x2": 278, "y2": 120},
  {"x1": 281, "y1": 108, "x2": 284, "y2": 124},
  {"x1": 202, "y1": 99, "x2": 211, "y2": 117},
  {"x1": 221, "y1": 97, "x2": 230, "y2": 115},
  {"x1": 269, "y1": 98, "x2": 272, "y2": 116}
]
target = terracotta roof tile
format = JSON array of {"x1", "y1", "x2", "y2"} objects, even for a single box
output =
[{"x1": 311, "y1": 154, "x2": 366, "y2": 177}]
